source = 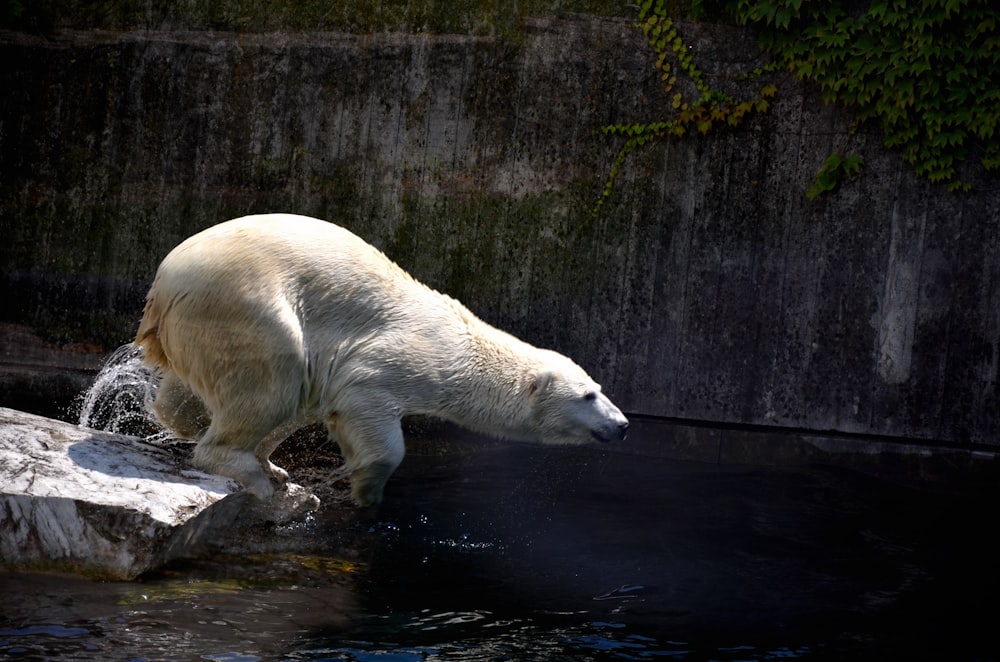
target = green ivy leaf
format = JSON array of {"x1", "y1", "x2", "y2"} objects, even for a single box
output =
[{"x1": 807, "y1": 152, "x2": 865, "y2": 199}]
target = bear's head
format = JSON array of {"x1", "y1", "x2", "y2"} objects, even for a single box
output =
[{"x1": 527, "y1": 355, "x2": 629, "y2": 446}]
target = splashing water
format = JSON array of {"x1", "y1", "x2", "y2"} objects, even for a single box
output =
[
  {"x1": 76, "y1": 343, "x2": 166, "y2": 439},
  {"x1": 74, "y1": 343, "x2": 354, "y2": 499}
]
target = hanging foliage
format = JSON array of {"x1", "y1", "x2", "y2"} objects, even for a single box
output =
[
  {"x1": 715, "y1": 0, "x2": 1000, "y2": 192},
  {"x1": 594, "y1": 0, "x2": 777, "y2": 215},
  {"x1": 597, "y1": 0, "x2": 999, "y2": 212}
]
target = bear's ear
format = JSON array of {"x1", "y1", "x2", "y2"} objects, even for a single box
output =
[{"x1": 529, "y1": 370, "x2": 554, "y2": 396}]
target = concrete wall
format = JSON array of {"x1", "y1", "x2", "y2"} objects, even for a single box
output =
[{"x1": 2, "y1": 15, "x2": 999, "y2": 443}]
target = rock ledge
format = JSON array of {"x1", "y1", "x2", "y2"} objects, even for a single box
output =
[{"x1": 0, "y1": 407, "x2": 316, "y2": 579}]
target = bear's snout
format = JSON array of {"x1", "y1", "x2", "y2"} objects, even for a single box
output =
[{"x1": 592, "y1": 417, "x2": 629, "y2": 443}]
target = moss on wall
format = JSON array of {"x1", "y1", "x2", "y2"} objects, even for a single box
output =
[{"x1": 2, "y1": 0, "x2": 633, "y2": 36}]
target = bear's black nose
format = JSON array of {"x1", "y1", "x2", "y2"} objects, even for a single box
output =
[{"x1": 617, "y1": 420, "x2": 629, "y2": 440}]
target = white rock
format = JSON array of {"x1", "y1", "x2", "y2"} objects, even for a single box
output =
[{"x1": 0, "y1": 407, "x2": 318, "y2": 579}]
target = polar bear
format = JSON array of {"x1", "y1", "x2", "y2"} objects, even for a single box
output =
[{"x1": 135, "y1": 214, "x2": 628, "y2": 505}]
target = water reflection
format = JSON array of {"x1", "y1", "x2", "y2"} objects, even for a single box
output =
[
  {"x1": 1, "y1": 554, "x2": 357, "y2": 660},
  {"x1": 288, "y1": 611, "x2": 821, "y2": 660},
  {"x1": 4, "y1": 415, "x2": 999, "y2": 660}
]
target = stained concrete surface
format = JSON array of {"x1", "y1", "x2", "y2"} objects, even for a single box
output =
[{"x1": 2, "y1": 15, "x2": 999, "y2": 444}]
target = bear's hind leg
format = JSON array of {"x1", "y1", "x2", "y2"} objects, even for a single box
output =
[
  {"x1": 150, "y1": 371, "x2": 210, "y2": 439},
  {"x1": 254, "y1": 419, "x2": 307, "y2": 484},
  {"x1": 327, "y1": 414, "x2": 405, "y2": 506},
  {"x1": 193, "y1": 416, "x2": 294, "y2": 500}
]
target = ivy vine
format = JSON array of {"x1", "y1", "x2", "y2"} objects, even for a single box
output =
[
  {"x1": 598, "y1": 0, "x2": 999, "y2": 212},
  {"x1": 594, "y1": 0, "x2": 777, "y2": 216},
  {"x1": 715, "y1": 0, "x2": 1000, "y2": 192}
]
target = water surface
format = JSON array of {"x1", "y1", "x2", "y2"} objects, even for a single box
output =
[{"x1": 2, "y1": 418, "x2": 998, "y2": 660}]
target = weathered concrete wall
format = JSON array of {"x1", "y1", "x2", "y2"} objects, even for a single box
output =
[{"x1": 2, "y1": 15, "x2": 999, "y2": 443}]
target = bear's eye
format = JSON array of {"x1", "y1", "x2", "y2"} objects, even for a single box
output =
[{"x1": 583, "y1": 391, "x2": 597, "y2": 402}]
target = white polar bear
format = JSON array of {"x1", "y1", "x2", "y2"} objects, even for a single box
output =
[{"x1": 135, "y1": 214, "x2": 628, "y2": 505}]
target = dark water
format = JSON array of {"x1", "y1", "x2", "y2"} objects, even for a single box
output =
[{"x1": 2, "y1": 418, "x2": 999, "y2": 660}]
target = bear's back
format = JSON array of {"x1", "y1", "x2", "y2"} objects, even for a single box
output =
[
  {"x1": 151, "y1": 214, "x2": 464, "y2": 350},
  {"x1": 158, "y1": 214, "x2": 420, "y2": 302}
]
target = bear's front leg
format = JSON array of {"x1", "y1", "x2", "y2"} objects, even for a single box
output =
[{"x1": 327, "y1": 413, "x2": 405, "y2": 506}]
